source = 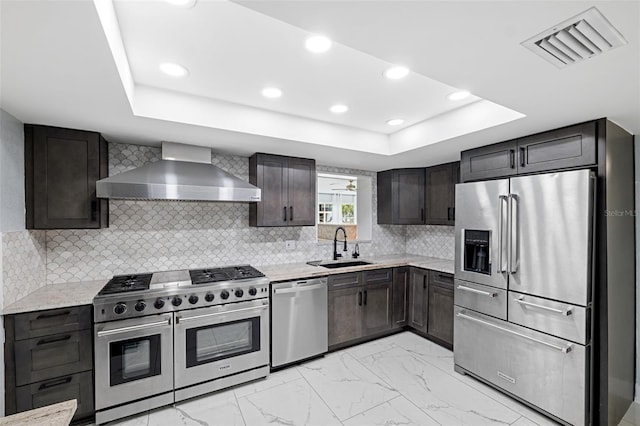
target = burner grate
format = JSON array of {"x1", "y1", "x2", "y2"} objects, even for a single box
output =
[{"x1": 99, "y1": 273, "x2": 152, "y2": 295}]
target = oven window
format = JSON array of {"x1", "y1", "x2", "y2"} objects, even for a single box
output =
[
  {"x1": 186, "y1": 317, "x2": 260, "y2": 368},
  {"x1": 110, "y1": 335, "x2": 161, "y2": 386}
]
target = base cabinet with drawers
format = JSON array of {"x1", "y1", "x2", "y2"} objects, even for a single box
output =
[
  {"x1": 328, "y1": 269, "x2": 393, "y2": 348},
  {"x1": 4, "y1": 306, "x2": 94, "y2": 422}
]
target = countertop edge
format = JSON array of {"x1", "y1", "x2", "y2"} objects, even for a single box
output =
[{"x1": 2, "y1": 256, "x2": 454, "y2": 314}]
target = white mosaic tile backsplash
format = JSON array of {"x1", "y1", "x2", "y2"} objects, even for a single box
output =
[
  {"x1": 2, "y1": 230, "x2": 46, "y2": 307},
  {"x1": 405, "y1": 225, "x2": 455, "y2": 260},
  {"x1": 44, "y1": 143, "x2": 406, "y2": 283}
]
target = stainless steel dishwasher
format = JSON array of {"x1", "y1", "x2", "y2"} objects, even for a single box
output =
[{"x1": 271, "y1": 277, "x2": 328, "y2": 368}]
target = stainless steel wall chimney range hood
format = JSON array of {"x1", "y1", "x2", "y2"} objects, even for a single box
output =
[{"x1": 96, "y1": 142, "x2": 261, "y2": 202}]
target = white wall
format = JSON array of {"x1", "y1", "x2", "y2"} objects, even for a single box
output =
[
  {"x1": 0, "y1": 108, "x2": 26, "y2": 416},
  {"x1": 0, "y1": 109, "x2": 25, "y2": 232}
]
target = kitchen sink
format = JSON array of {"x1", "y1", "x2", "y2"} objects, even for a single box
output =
[{"x1": 317, "y1": 260, "x2": 372, "y2": 269}]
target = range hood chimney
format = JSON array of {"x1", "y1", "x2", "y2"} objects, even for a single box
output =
[{"x1": 96, "y1": 142, "x2": 261, "y2": 202}]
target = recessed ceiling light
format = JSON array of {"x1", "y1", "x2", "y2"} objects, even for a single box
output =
[
  {"x1": 261, "y1": 87, "x2": 283, "y2": 98},
  {"x1": 383, "y1": 66, "x2": 410, "y2": 80},
  {"x1": 159, "y1": 62, "x2": 189, "y2": 77},
  {"x1": 447, "y1": 90, "x2": 471, "y2": 101},
  {"x1": 164, "y1": 0, "x2": 197, "y2": 7},
  {"x1": 305, "y1": 35, "x2": 332, "y2": 53},
  {"x1": 330, "y1": 104, "x2": 349, "y2": 114},
  {"x1": 386, "y1": 118, "x2": 405, "y2": 126}
]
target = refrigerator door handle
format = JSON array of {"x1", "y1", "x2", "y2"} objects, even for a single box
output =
[
  {"x1": 508, "y1": 194, "x2": 519, "y2": 274},
  {"x1": 498, "y1": 195, "x2": 508, "y2": 273},
  {"x1": 514, "y1": 296, "x2": 573, "y2": 316},
  {"x1": 456, "y1": 312, "x2": 572, "y2": 353},
  {"x1": 456, "y1": 285, "x2": 496, "y2": 298}
]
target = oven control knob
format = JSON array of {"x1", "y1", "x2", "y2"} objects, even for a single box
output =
[
  {"x1": 134, "y1": 301, "x2": 146, "y2": 312},
  {"x1": 172, "y1": 296, "x2": 183, "y2": 307},
  {"x1": 204, "y1": 293, "x2": 215, "y2": 302},
  {"x1": 154, "y1": 299, "x2": 165, "y2": 309},
  {"x1": 188, "y1": 295, "x2": 199, "y2": 304},
  {"x1": 220, "y1": 290, "x2": 230, "y2": 300},
  {"x1": 235, "y1": 289, "x2": 244, "y2": 298},
  {"x1": 114, "y1": 303, "x2": 127, "y2": 315},
  {"x1": 248, "y1": 287, "x2": 257, "y2": 296}
]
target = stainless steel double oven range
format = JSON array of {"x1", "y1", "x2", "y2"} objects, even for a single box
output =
[{"x1": 92, "y1": 266, "x2": 270, "y2": 424}]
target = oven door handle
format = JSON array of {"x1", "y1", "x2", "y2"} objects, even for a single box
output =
[
  {"x1": 96, "y1": 318, "x2": 172, "y2": 337},
  {"x1": 176, "y1": 304, "x2": 268, "y2": 324}
]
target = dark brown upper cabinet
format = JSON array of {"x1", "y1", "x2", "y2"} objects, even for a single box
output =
[
  {"x1": 461, "y1": 121, "x2": 597, "y2": 182},
  {"x1": 377, "y1": 168, "x2": 425, "y2": 225},
  {"x1": 249, "y1": 153, "x2": 316, "y2": 227},
  {"x1": 25, "y1": 125, "x2": 108, "y2": 229},
  {"x1": 425, "y1": 161, "x2": 459, "y2": 225}
]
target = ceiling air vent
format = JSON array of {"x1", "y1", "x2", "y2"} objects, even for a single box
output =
[{"x1": 522, "y1": 7, "x2": 627, "y2": 68}]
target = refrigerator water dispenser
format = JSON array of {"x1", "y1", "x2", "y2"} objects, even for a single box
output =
[{"x1": 464, "y1": 230, "x2": 491, "y2": 274}]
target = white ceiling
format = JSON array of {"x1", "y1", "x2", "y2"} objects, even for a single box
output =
[{"x1": 1, "y1": 0, "x2": 638, "y2": 171}]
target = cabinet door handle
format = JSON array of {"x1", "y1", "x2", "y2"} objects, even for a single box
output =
[
  {"x1": 423, "y1": 275, "x2": 427, "y2": 289},
  {"x1": 37, "y1": 334, "x2": 72, "y2": 346},
  {"x1": 519, "y1": 147, "x2": 526, "y2": 167},
  {"x1": 447, "y1": 207, "x2": 451, "y2": 221},
  {"x1": 451, "y1": 207, "x2": 455, "y2": 221},
  {"x1": 364, "y1": 290, "x2": 367, "y2": 305},
  {"x1": 357, "y1": 291, "x2": 362, "y2": 306},
  {"x1": 290, "y1": 206, "x2": 293, "y2": 221},
  {"x1": 38, "y1": 376, "x2": 72, "y2": 391},
  {"x1": 283, "y1": 206, "x2": 287, "y2": 222},
  {"x1": 509, "y1": 149, "x2": 515, "y2": 169},
  {"x1": 36, "y1": 310, "x2": 70, "y2": 320}
]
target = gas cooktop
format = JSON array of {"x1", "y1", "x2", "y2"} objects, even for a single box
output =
[{"x1": 93, "y1": 265, "x2": 268, "y2": 322}]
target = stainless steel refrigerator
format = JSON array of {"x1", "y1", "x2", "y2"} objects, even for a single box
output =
[{"x1": 453, "y1": 169, "x2": 594, "y2": 426}]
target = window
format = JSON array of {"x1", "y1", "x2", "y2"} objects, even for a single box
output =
[
  {"x1": 318, "y1": 202, "x2": 333, "y2": 223},
  {"x1": 317, "y1": 173, "x2": 372, "y2": 242}
]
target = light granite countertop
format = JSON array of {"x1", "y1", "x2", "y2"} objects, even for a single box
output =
[
  {"x1": 0, "y1": 399, "x2": 76, "y2": 426},
  {"x1": 3, "y1": 280, "x2": 107, "y2": 315},
  {"x1": 257, "y1": 254, "x2": 454, "y2": 282},
  {"x1": 2, "y1": 255, "x2": 453, "y2": 314}
]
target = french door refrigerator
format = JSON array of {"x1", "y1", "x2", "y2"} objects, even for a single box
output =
[{"x1": 453, "y1": 169, "x2": 594, "y2": 426}]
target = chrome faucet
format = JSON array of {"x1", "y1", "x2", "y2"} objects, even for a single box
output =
[{"x1": 333, "y1": 226, "x2": 348, "y2": 260}]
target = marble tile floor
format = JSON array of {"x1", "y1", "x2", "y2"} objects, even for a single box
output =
[{"x1": 106, "y1": 331, "x2": 568, "y2": 426}]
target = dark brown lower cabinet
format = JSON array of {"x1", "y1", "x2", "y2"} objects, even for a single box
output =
[
  {"x1": 328, "y1": 270, "x2": 392, "y2": 348},
  {"x1": 409, "y1": 268, "x2": 429, "y2": 333},
  {"x1": 427, "y1": 280, "x2": 454, "y2": 348},
  {"x1": 5, "y1": 306, "x2": 94, "y2": 423},
  {"x1": 329, "y1": 267, "x2": 454, "y2": 350},
  {"x1": 392, "y1": 267, "x2": 409, "y2": 328},
  {"x1": 328, "y1": 286, "x2": 364, "y2": 346},
  {"x1": 362, "y1": 281, "x2": 392, "y2": 335}
]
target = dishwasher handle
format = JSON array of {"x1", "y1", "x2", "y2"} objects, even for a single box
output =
[{"x1": 273, "y1": 283, "x2": 325, "y2": 294}]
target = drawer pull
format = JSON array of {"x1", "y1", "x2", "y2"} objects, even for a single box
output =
[
  {"x1": 437, "y1": 274, "x2": 453, "y2": 281},
  {"x1": 456, "y1": 285, "x2": 496, "y2": 298},
  {"x1": 38, "y1": 376, "x2": 72, "y2": 391},
  {"x1": 457, "y1": 312, "x2": 572, "y2": 353},
  {"x1": 515, "y1": 296, "x2": 572, "y2": 316},
  {"x1": 36, "y1": 310, "x2": 70, "y2": 320},
  {"x1": 37, "y1": 334, "x2": 72, "y2": 346}
]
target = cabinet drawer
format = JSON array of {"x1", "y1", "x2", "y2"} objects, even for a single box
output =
[
  {"x1": 15, "y1": 329, "x2": 93, "y2": 386},
  {"x1": 16, "y1": 371, "x2": 94, "y2": 421},
  {"x1": 454, "y1": 307, "x2": 587, "y2": 426},
  {"x1": 454, "y1": 279, "x2": 506, "y2": 320},
  {"x1": 508, "y1": 291, "x2": 589, "y2": 345},
  {"x1": 328, "y1": 272, "x2": 362, "y2": 290},
  {"x1": 430, "y1": 271, "x2": 453, "y2": 287},
  {"x1": 364, "y1": 268, "x2": 392, "y2": 285},
  {"x1": 14, "y1": 305, "x2": 91, "y2": 340}
]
